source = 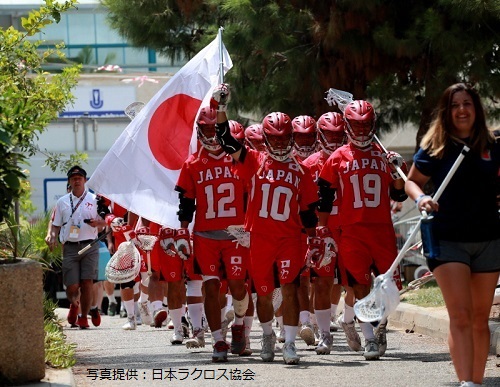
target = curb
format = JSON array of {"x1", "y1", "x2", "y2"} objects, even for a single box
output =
[{"x1": 390, "y1": 303, "x2": 500, "y2": 355}]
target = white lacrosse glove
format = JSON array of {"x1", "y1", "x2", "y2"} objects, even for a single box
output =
[
  {"x1": 210, "y1": 83, "x2": 230, "y2": 112},
  {"x1": 382, "y1": 151, "x2": 407, "y2": 180},
  {"x1": 174, "y1": 228, "x2": 191, "y2": 260},
  {"x1": 105, "y1": 214, "x2": 125, "y2": 232},
  {"x1": 315, "y1": 226, "x2": 337, "y2": 268},
  {"x1": 159, "y1": 227, "x2": 176, "y2": 257}
]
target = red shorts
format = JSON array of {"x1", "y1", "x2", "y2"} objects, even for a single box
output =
[
  {"x1": 193, "y1": 235, "x2": 248, "y2": 281},
  {"x1": 150, "y1": 242, "x2": 184, "y2": 282},
  {"x1": 184, "y1": 255, "x2": 202, "y2": 281},
  {"x1": 338, "y1": 223, "x2": 401, "y2": 288},
  {"x1": 250, "y1": 232, "x2": 302, "y2": 296}
]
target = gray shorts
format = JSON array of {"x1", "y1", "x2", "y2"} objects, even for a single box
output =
[
  {"x1": 427, "y1": 238, "x2": 500, "y2": 273},
  {"x1": 62, "y1": 241, "x2": 99, "y2": 287}
]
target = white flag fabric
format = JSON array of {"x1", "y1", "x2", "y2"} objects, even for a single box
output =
[{"x1": 88, "y1": 35, "x2": 232, "y2": 227}]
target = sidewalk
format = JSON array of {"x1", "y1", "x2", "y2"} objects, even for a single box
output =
[{"x1": 23, "y1": 303, "x2": 500, "y2": 387}]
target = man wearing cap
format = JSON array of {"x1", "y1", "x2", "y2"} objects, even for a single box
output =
[{"x1": 45, "y1": 165, "x2": 105, "y2": 329}]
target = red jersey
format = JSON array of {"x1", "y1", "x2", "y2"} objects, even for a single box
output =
[
  {"x1": 302, "y1": 150, "x2": 340, "y2": 230},
  {"x1": 319, "y1": 143, "x2": 393, "y2": 226},
  {"x1": 176, "y1": 149, "x2": 246, "y2": 232},
  {"x1": 234, "y1": 149, "x2": 319, "y2": 236}
]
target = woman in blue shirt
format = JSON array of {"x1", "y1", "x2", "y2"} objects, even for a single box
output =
[{"x1": 405, "y1": 83, "x2": 500, "y2": 387}]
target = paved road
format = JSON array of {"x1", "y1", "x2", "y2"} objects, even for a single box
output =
[{"x1": 63, "y1": 313, "x2": 499, "y2": 387}]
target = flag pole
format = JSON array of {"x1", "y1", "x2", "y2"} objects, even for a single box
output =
[{"x1": 218, "y1": 26, "x2": 224, "y2": 84}]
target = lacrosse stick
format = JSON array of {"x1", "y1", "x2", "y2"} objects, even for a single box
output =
[
  {"x1": 77, "y1": 229, "x2": 112, "y2": 255},
  {"x1": 124, "y1": 101, "x2": 145, "y2": 120},
  {"x1": 225, "y1": 225, "x2": 250, "y2": 248},
  {"x1": 325, "y1": 88, "x2": 354, "y2": 112},
  {"x1": 105, "y1": 241, "x2": 141, "y2": 283},
  {"x1": 399, "y1": 272, "x2": 435, "y2": 296},
  {"x1": 373, "y1": 134, "x2": 408, "y2": 181},
  {"x1": 354, "y1": 145, "x2": 470, "y2": 322}
]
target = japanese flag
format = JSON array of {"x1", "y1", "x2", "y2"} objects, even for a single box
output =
[{"x1": 88, "y1": 34, "x2": 232, "y2": 227}]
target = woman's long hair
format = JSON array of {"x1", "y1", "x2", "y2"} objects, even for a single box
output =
[{"x1": 420, "y1": 83, "x2": 493, "y2": 158}]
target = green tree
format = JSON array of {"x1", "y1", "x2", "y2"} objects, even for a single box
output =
[
  {"x1": 0, "y1": 0, "x2": 81, "y2": 223},
  {"x1": 102, "y1": 0, "x2": 500, "y2": 141}
]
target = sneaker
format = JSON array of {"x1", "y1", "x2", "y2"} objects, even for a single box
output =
[
  {"x1": 375, "y1": 322, "x2": 387, "y2": 356},
  {"x1": 315, "y1": 331, "x2": 333, "y2": 355},
  {"x1": 89, "y1": 307, "x2": 101, "y2": 327},
  {"x1": 76, "y1": 315, "x2": 89, "y2": 329},
  {"x1": 338, "y1": 317, "x2": 362, "y2": 352},
  {"x1": 153, "y1": 309, "x2": 167, "y2": 328},
  {"x1": 181, "y1": 316, "x2": 190, "y2": 338},
  {"x1": 239, "y1": 337, "x2": 252, "y2": 356},
  {"x1": 122, "y1": 316, "x2": 136, "y2": 330},
  {"x1": 459, "y1": 382, "x2": 475, "y2": 387},
  {"x1": 185, "y1": 327, "x2": 205, "y2": 349},
  {"x1": 230, "y1": 324, "x2": 246, "y2": 354},
  {"x1": 138, "y1": 302, "x2": 152, "y2": 325},
  {"x1": 330, "y1": 316, "x2": 340, "y2": 332},
  {"x1": 119, "y1": 308, "x2": 127, "y2": 318},
  {"x1": 170, "y1": 327, "x2": 185, "y2": 345},
  {"x1": 108, "y1": 302, "x2": 117, "y2": 317},
  {"x1": 67, "y1": 303, "x2": 79, "y2": 326},
  {"x1": 363, "y1": 339, "x2": 380, "y2": 360},
  {"x1": 260, "y1": 331, "x2": 276, "y2": 362},
  {"x1": 277, "y1": 325, "x2": 286, "y2": 343},
  {"x1": 299, "y1": 322, "x2": 315, "y2": 346},
  {"x1": 221, "y1": 318, "x2": 230, "y2": 342},
  {"x1": 212, "y1": 341, "x2": 229, "y2": 363},
  {"x1": 282, "y1": 342, "x2": 300, "y2": 365}
]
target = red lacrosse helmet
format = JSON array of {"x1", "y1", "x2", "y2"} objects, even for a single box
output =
[
  {"x1": 317, "y1": 112, "x2": 346, "y2": 155},
  {"x1": 229, "y1": 120, "x2": 245, "y2": 144},
  {"x1": 344, "y1": 100, "x2": 376, "y2": 148},
  {"x1": 244, "y1": 124, "x2": 266, "y2": 152},
  {"x1": 262, "y1": 112, "x2": 294, "y2": 161},
  {"x1": 196, "y1": 106, "x2": 220, "y2": 152},
  {"x1": 292, "y1": 115, "x2": 317, "y2": 159}
]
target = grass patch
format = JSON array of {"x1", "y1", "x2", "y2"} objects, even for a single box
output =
[
  {"x1": 400, "y1": 281, "x2": 445, "y2": 308},
  {"x1": 44, "y1": 296, "x2": 76, "y2": 368}
]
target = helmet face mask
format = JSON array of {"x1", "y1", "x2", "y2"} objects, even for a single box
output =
[
  {"x1": 292, "y1": 115, "x2": 317, "y2": 159},
  {"x1": 196, "y1": 106, "x2": 221, "y2": 152},
  {"x1": 317, "y1": 112, "x2": 346, "y2": 155},
  {"x1": 344, "y1": 100, "x2": 376, "y2": 148},
  {"x1": 262, "y1": 112, "x2": 294, "y2": 161}
]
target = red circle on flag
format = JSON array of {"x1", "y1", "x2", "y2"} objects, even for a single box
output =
[{"x1": 148, "y1": 94, "x2": 200, "y2": 170}]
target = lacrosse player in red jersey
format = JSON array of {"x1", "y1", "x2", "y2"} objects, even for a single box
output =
[
  {"x1": 175, "y1": 106, "x2": 249, "y2": 363},
  {"x1": 317, "y1": 100, "x2": 408, "y2": 360},
  {"x1": 302, "y1": 111, "x2": 356, "y2": 355},
  {"x1": 213, "y1": 84, "x2": 323, "y2": 365},
  {"x1": 291, "y1": 115, "x2": 319, "y2": 346}
]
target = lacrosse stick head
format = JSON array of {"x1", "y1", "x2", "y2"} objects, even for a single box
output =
[
  {"x1": 354, "y1": 274, "x2": 400, "y2": 323},
  {"x1": 105, "y1": 241, "x2": 141, "y2": 283},
  {"x1": 124, "y1": 102, "x2": 145, "y2": 120},
  {"x1": 226, "y1": 225, "x2": 250, "y2": 248},
  {"x1": 325, "y1": 88, "x2": 354, "y2": 112},
  {"x1": 272, "y1": 287, "x2": 283, "y2": 312}
]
